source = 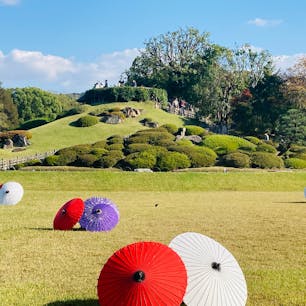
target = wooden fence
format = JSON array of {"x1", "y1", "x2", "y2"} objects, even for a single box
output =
[{"x1": 0, "y1": 150, "x2": 56, "y2": 170}]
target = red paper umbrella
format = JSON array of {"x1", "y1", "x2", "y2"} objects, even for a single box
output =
[
  {"x1": 53, "y1": 198, "x2": 84, "y2": 230},
  {"x1": 97, "y1": 241, "x2": 187, "y2": 306}
]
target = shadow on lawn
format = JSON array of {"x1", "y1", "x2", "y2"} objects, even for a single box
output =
[
  {"x1": 44, "y1": 299, "x2": 99, "y2": 306},
  {"x1": 27, "y1": 227, "x2": 86, "y2": 231},
  {"x1": 274, "y1": 201, "x2": 306, "y2": 204}
]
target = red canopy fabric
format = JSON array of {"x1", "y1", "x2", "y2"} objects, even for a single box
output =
[
  {"x1": 53, "y1": 198, "x2": 84, "y2": 230},
  {"x1": 97, "y1": 241, "x2": 187, "y2": 306}
]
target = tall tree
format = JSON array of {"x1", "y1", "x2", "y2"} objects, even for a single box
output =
[
  {"x1": 12, "y1": 87, "x2": 63, "y2": 123},
  {"x1": 125, "y1": 27, "x2": 220, "y2": 101},
  {"x1": 0, "y1": 83, "x2": 19, "y2": 130},
  {"x1": 282, "y1": 56, "x2": 306, "y2": 109}
]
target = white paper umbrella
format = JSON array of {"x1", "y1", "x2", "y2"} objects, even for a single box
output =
[
  {"x1": 0, "y1": 181, "x2": 24, "y2": 205},
  {"x1": 169, "y1": 232, "x2": 247, "y2": 306}
]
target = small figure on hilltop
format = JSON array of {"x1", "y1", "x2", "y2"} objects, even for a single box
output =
[
  {"x1": 132, "y1": 80, "x2": 137, "y2": 87},
  {"x1": 104, "y1": 80, "x2": 108, "y2": 88}
]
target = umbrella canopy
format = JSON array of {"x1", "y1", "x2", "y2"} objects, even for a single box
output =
[
  {"x1": 79, "y1": 197, "x2": 119, "y2": 232},
  {"x1": 169, "y1": 232, "x2": 247, "y2": 306},
  {"x1": 97, "y1": 241, "x2": 187, "y2": 306},
  {"x1": 53, "y1": 198, "x2": 84, "y2": 230},
  {"x1": 0, "y1": 181, "x2": 24, "y2": 205}
]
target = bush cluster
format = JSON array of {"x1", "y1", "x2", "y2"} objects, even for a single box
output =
[
  {"x1": 75, "y1": 115, "x2": 99, "y2": 127},
  {"x1": 222, "y1": 152, "x2": 250, "y2": 168},
  {"x1": 251, "y1": 152, "x2": 284, "y2": 169},
  {"x1": 78, "y1": 86, "x2": 168, "y2": 106},
  {"x1": 284, "y1": 158, "x2": 306, "y2": 169},
  {"x1": 201, "y1": 135, "x2": 256, "y2": 155}
]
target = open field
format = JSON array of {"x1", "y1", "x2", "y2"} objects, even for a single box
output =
[{"x1": 0, "y1": 171, "x2": 305, "y2": 306}]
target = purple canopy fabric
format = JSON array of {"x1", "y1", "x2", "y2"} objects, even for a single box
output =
[{"x1": 79, "y1": 197, "x2": 119, "y2": 232}]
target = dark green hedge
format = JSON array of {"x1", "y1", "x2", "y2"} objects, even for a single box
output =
[{"x1": 78, "y1": 86, "x2": 168, "y2": 106}]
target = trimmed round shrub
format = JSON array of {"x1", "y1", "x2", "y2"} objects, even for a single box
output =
[
  {"x1": 105, "y1": 143, "x2": 124, "y2": 151},
  {"x1": 284, "y1": 158, "x2": 306, "y2": 169},
  {"x1": 184, "y1": 125, "x2": 208, "y2": 136},
  {"x1": 55, "y1": 148, "x2": 78, "y2": 165},
  {"x1": 19, "y1": 118, "x2": 49, "y2": 130},
  {"x1": 256, "y1": 143, "x2": 277, "y2": 153},
  {"x1": 176, "y1": 139, "x2": 194, "y2": 146},
  {"x1": 294, "y1": 153, "x2": 306, "y2": 161},
  {"x1": 74, "y1": 154, "x2": 98, "y2": 167},
  {"x1": 107, "y1": 135, "x2": 123, "y2": 144},
  {"x1": 75, "y1": 115, "x2": 99, "y2": 127},
  {"x1": 251, "y1": 152, "x2": 284, "y2": 169},
  {"x1": 169, "y1": 145, "x2": 216, "y2": 167},
  {"x1": 160, "y1": 124, "x2": 179, "y2": 135},
  {"x1": 44, "y1": 155, "x2": 60, "y2": 166},
  {"x1": 69, "y1": 144, "x2": 92, "y2": 154},
  {"x1": 90, "y1": 148, "x2": 108, "y2": 158},
  {"x1": 201, "y1": 135, "x2": 256, "y2": 155},
  {"x1": 244, "y1": 136, "x2": 262, "y2": 145},
  {"x1": 126, "y1": 143, "x2": 158, "y2": 154},
  {"x1": 94, "y1": 150, "x2": 124, "y2": 168},
  {"x1": 222, "y1": 152, "x2": 250, "y2": 168},
  {"x1": 289, "y1": 145, "x2": 306, "y2": 153},
  {"x1": 92, "y1": 140, "x2": 107, "y2": 148},
  {"x1": 155, "y1": 151, "x2": 191, "y2": 171},
  {"x1": 24, "y1": 159, "x2": 42, "y2": 167},
  {"x1": 124, "y1": 151, "x2": 157, "y2": 170},
  {"x1": 127, "y1": 130, "x2": 175, "y2": 146}
]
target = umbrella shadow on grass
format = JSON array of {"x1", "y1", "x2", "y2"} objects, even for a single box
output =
[
  {"x1": 27, "y1": 227, "x2": 86, "y2": 231},
  {"x1": 44, "y1": 299, "x2": 99, "y2": 306},
  {"x1": 274, "y1": 201, "x2": 306, "y2": 204}
]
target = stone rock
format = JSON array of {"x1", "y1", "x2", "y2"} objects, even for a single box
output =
[
  {"x1": 12, "y1": 134, "x2": 29, "y2": 147},
  {"x1": 184, "y1": 135, "x2": 203, "y2": 144},
  {"x1": 3, "y1": 138, "x2": 14, "y2": 149},
  {"x1": 102, "y1": 115, "x2": 122, "y2": 124}
]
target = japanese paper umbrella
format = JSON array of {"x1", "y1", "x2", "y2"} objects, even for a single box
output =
[
  {"x1": 0, "y1": 181, "x2": 24, "y2": 205},
  {"x1": 53, "y1": 198, "x2": 84, "y2": 230},
  {"x1": 169, "y1": 232, "x2": 247, "y2": 306},
  {"x1": 97, "y1": 241, "x2": 187, "y2": 306},
  {"x1": 79, "y1": 197, "x2": 119, "y2": 232}
]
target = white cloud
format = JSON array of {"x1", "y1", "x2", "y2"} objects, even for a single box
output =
[
  {"x1": 0, "y1": 0, "x2": 20, "y2": 6},
  {"x1": 248, "y1": 18, "x2": 283, "y2": 27},
  {"x1": 0, "y1": 48, "x2": 140, "y2": 93},
  {"x1": 273, "y1": 53, "x2": 306, "y2": 72}
]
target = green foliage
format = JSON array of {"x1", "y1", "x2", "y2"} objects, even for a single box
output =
[
  {"x1": 90, "y1": 148, "x2": 108, "y2": 158},
  {"x1": 106, "y1": 135, "x2": 124, "y2": 144},
  {"x1": 244, "y1": 136, "x2": 262, "y2": 145},
  {"x1": 169, "y1": 145, "x2": 216, "y2": 167},
  {"x1": 202, "y1": 134, "x2": 256, "y2": 155},
  {"x1": 75, "y1": 115, "x2": 99, "y2": 127},
  {"x1": 18, "y1": 118, "x2": 49, "y2": 130},
  {"x1": 92, "y1": 140, "x2": 107, "y2": 148},
  {"x1": 105, "y1": 143, "x2": 124, "y2": 151},
  {"x1": 222, "y1": 152, "x2": 251, "y2": 168},
  {"x1": 124, "y1": 151, "x2": 157, "y2": 170},
  {"x1": 94, "y1": 150, "x2": 124, "y2": 168},
  {"x1": 256, "y1": 143, "x2": 277, "y2": 153},
  {"x1": 284, "y1": 158, "x2": 306, "y2": 169},
  {"x1": 276, "y1": 108, "x2": 306, "y2": 146},
  {"x1": 251, "y1": 152, "x2": 284, "y2": 168},
  {"x1": 44, "y1": 155, "x2": 60, "y2": 166},
  {"x1": 155, "y1": 151, "x2": 191, "y2": 171},
  {"x1": 78, "y1": 86, "x2": 168, "y2": 106},
  {"x1": 0, "y1": 87, "x2": 19, "y2": 130},
  {"x1": 55, "y1": 148, "x2": 78, "y2": 165},
  {"x1": 127, "y1": 129, "x2": 175, "y2": 146},
  {"x1": 184, "y1": 125, "x2": 208, "y2": 136},
  {"x1": 75, "y1": 154, "x2": 98, "y2": 167},
  {"x1": 12, "y1": 87, "x2": 63, "y2": 122},
  {"x1": 160, "y1": 123, "x2": 179, "y2": 135}
]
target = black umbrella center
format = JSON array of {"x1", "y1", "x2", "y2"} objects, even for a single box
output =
[
  {"x1": 61, "y1": 208, "x2": 66, "y2": 215},
  {"x1": 211, "y1": 262, "x2": 221, "y2": 271},
  {"x1": 133, "y1": 270, "x2": 145, "y2": 282},
  {"x1": 94, "y1": 208, "x2": 102, "y2": 215},
  {"x1": 5, "y1": 190, "x2": 9, "y2": 194}
]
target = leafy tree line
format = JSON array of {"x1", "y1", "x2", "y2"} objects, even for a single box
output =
[
  {"x1": 124, "y1": 27, "x2": 305, "y2": 146},
  {"x1": 0, "y1": 85, "x2": 79, "y2": 130}
]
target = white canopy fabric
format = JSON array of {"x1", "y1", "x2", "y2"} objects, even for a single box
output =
[
  {"x1": 169, "y1": 232, "x2": 247, "y2": 306},
  {"x1": 0, "y1": 181, "x2": 24, "y2": 205}
]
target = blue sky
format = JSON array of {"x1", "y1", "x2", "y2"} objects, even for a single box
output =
[{"x1": 0, "y1": 0, "x2": 305, "y2": 93}]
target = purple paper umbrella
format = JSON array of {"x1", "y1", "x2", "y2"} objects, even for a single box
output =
[{"x1": 79, "y1": 197, "x2": 119, "y2": 232}]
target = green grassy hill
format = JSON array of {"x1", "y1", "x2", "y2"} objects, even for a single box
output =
[{"x1": 0, "y1": 101, "x2": 185, "y2": 159}]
